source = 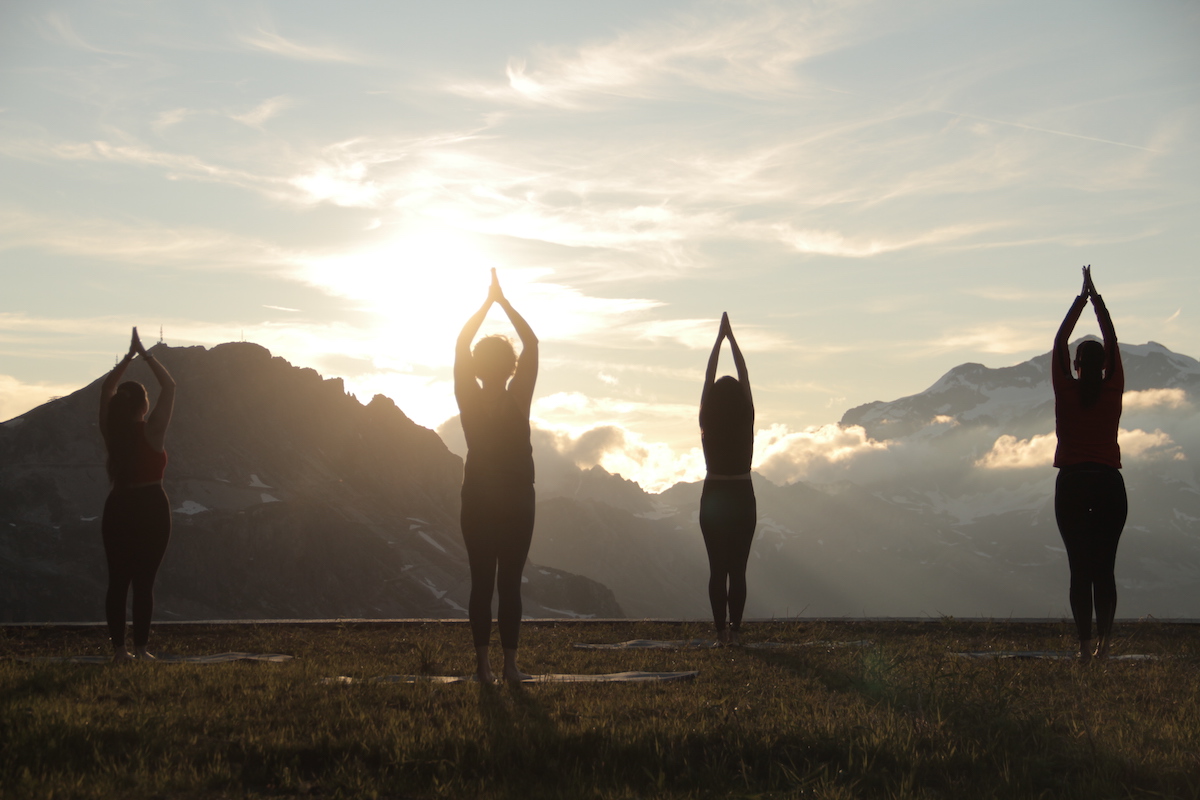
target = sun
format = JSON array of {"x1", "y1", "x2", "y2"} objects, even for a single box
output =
[{"x1": 297, "y1": 227, "x2": 514, "y2": 370}]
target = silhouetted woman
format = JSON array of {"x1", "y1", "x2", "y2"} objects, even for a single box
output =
[
  {"x1": 98, "y1": 328, "x2": 176, "y2": 662},
  {"x1": 455, "y1": 269, "x2": 539, "y2": 683},
  {"x1": 1053, "y1": 266, "x2": 1126, "y2": 664},
  {"x1": 700, "y1": 312, "x2": 756, "y2": 645}
]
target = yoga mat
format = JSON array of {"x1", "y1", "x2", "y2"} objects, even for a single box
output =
[
  {"x1": 953, "y1": 651, "x2": 1161, "y2": 661},
  {"x1": 16, "y1": 652, "x2": 293, "y2": 664},
  {"x1": 324, "y1": 670, "x2": 699, "y2": 685},
  {"x1": 572, "y1": 639, "x2": 873, "y2": 650}
]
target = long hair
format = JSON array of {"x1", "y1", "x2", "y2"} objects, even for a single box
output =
[
  {"x1": 700, "y1": 375, "x2": 752, "y2": 434},
  {"x1": 105, "y1": 381, "x2": 147, "y2": 485},
  {"x1": 1076, "y1": 340, "x2": 1106, "y2": 409}
]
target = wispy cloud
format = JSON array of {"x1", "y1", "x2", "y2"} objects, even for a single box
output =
[
  {"x1": 0, "y1": 135, "x2": 290, "y2": 198},
  {"x1": 38, "y1": 10, "x2": 135, "y2": 57},
  {"x1": 237, "y1": 27, "x2": 363, "y2": 64},
  {"x1": 0, "y1": 209, "x2": 292, "y2": 269},
  {"x1": 926, "y1": 324, "x2": 1050, "y2": 356},
  {"x1": 232, "y1": 95, "x2": 295, "y2": 128},
  {"x1": 455, "y1": 2, "x2": 868, "y2": 108},
  {"x1": 935, "y1": 109, "x2": 1160, "y2": 153}
]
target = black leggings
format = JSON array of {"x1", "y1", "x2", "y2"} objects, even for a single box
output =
[
  {"x1": 699, "y1": 479, "x2": 756, "y2": 632},
  {"x1": 1055, "y1": 465, "x2": 1127, "y2": 642},
  {"x1": 102, "y1": 485, "x2": 171, "y2": 648},
  {"x1": 460, "y1": 481, "x2": 535, "y2": 650}
]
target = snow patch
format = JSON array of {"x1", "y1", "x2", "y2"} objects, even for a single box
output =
[
  {"x1": 260, "y1": 494, "x2": 279, "y2": 504},
  {"x1": 174, "y1": 501, "x2": 209, "y2": 515},
  {"x1": 418, "y1": 531, "x2": 446, "y2": 553},
  {"x1": 80, "y1": 516, "x2": 98, "y2": 522},
  {"x1": 249, "y1": 474, "x2": 272, "y2": 488}
]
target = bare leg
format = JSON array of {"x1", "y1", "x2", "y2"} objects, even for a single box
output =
[
  {"x1": 475, "y1": 645, "x2": 496, "y2": 684},
  {"x1": 503, "y1": 648, "x2": 531, "y2": 683}
]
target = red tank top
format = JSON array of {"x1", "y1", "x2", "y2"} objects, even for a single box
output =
[
  {"x1": 129, "y1": 422, "x2": 168, "y2": 483},
  {"x1": 1052, "y1": 353, "x2": 1123, "y2": 469}
]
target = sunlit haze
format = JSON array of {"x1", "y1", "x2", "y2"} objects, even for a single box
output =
[{"x1": 3, "y1": 1, "x2": 1198, "y2": 491}]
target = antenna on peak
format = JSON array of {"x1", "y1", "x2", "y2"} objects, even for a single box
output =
[{"x1": 158, "y1": 325, "x2": 164, "y2": 345}]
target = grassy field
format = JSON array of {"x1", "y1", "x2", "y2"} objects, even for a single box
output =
[{"x1": 2, "y1": 618, "x2": 1199, "y2": 799}]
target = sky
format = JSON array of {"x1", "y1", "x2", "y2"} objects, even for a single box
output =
[{"x1": 2, "y1": 0, "x2": 1198, "y2": 491}]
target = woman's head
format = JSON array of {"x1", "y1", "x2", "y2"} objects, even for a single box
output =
[
  {"x1": 701, "y1": 375, "x2": 751, "y2": 432},
  {"x1": 110, "y1": 381, "x2": 148, "y2": 422},
  {"x1": 1074, "y1": 340, "x2": 1105, "y2": 375},
  {"x1": 473, "y1": 335, "x2": 517, "y2": 385}
]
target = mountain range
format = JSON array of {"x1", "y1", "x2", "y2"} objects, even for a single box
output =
[
  {"x1": 3, "y1": 338, "x2": 1198, "y2": 623},
  {"x1": 0, "y1": 343, "x2": 620, "y2": 623}
]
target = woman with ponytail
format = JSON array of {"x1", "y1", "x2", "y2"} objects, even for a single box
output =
[
  {"x1": 1052, "y1": 266, "x2": 1126, "y2": 664},
  {"x1": 699, "y1": 312, "x2": 756, "y2": 644},
  {"x1": 98, "y1": 328, "x2": 175, "y2": 662}
]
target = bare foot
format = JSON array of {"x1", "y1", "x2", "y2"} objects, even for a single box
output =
[
  {"x1": 474, "y1": 646, "x2": 495, "y2": 684},
  {"x1": 502, "y1": 648, "x2": 531, "y2": 683},
  {"x1": 134, "y1": 647, "x2": 156, "y2": 661},
  {"x1": 1078, "y1": 639, "x2": 1094, "y2": 667},
  {"x1": 112, "y1": 649, "x2": 133, "y2": 664},
  {"x1": 1094, "y1": 638, "x2": 1110, "y2": 660},
  {"x1": 717, "y1": 628, "x2": 731, "y2": 645},
  {"x1": 728, "y1": 629, "x2": 741, "y2": 647},
  {"x1": 503, "y1": 666, "x2": 532, "y2": 683}
]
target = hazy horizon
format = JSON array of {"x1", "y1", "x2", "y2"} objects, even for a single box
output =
[{"x1": 3, "y1": 0, "x2": 1198, "y2": 491}]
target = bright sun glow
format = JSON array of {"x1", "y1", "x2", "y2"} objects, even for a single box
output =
[{"x1": 297, "y1": 227, "x2": 502, "y2": 370}]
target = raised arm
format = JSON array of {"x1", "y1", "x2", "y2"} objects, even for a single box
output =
[
  {"x1": 724, "y1": 317, "x2": 753, "y2": 411},
  {"x1": 99, "y1": 329, "x2": 138, "y2": 431},
  {"x1": 1085, "y1": 267, "x2": 1120, "y2": 377},
  {"x1": 455, "y1": 273, "x2": 499, "y2": 400},
  {"x1": 701, "y1": 313, "x2": 728, "y2": 414},
  {"x1": 1054, "y1": 270, "x2": 1090, "y2": 379},
  {"x1": 495, "y1": 271, "x2": 539, "y2": 411},
  {"x1": 132, "y1": 330, "x2": 175, "y2": 451}
]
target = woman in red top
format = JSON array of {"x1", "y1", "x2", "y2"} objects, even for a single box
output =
[
  {"x1": 699, "y1": 312, "x2": 756, "y2": 645},
  {"x1": 98, "y1": 328, "x2": 176, "y2": 662},
  {"x1": 454, "y1": 269, "x2": 538, "y2": 683},
  {"x1": 1052, "y1": 267, "x2": 1126, "y2": 664}
]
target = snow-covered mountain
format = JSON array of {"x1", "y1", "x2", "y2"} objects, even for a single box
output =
[{"x1": 529, "y1": 339, "x2": 1200, "y2": 619}]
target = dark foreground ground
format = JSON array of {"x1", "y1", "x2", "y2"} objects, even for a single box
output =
[{"x1": 2, "y1": 618, "x2": 1198, "y2": 799}]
